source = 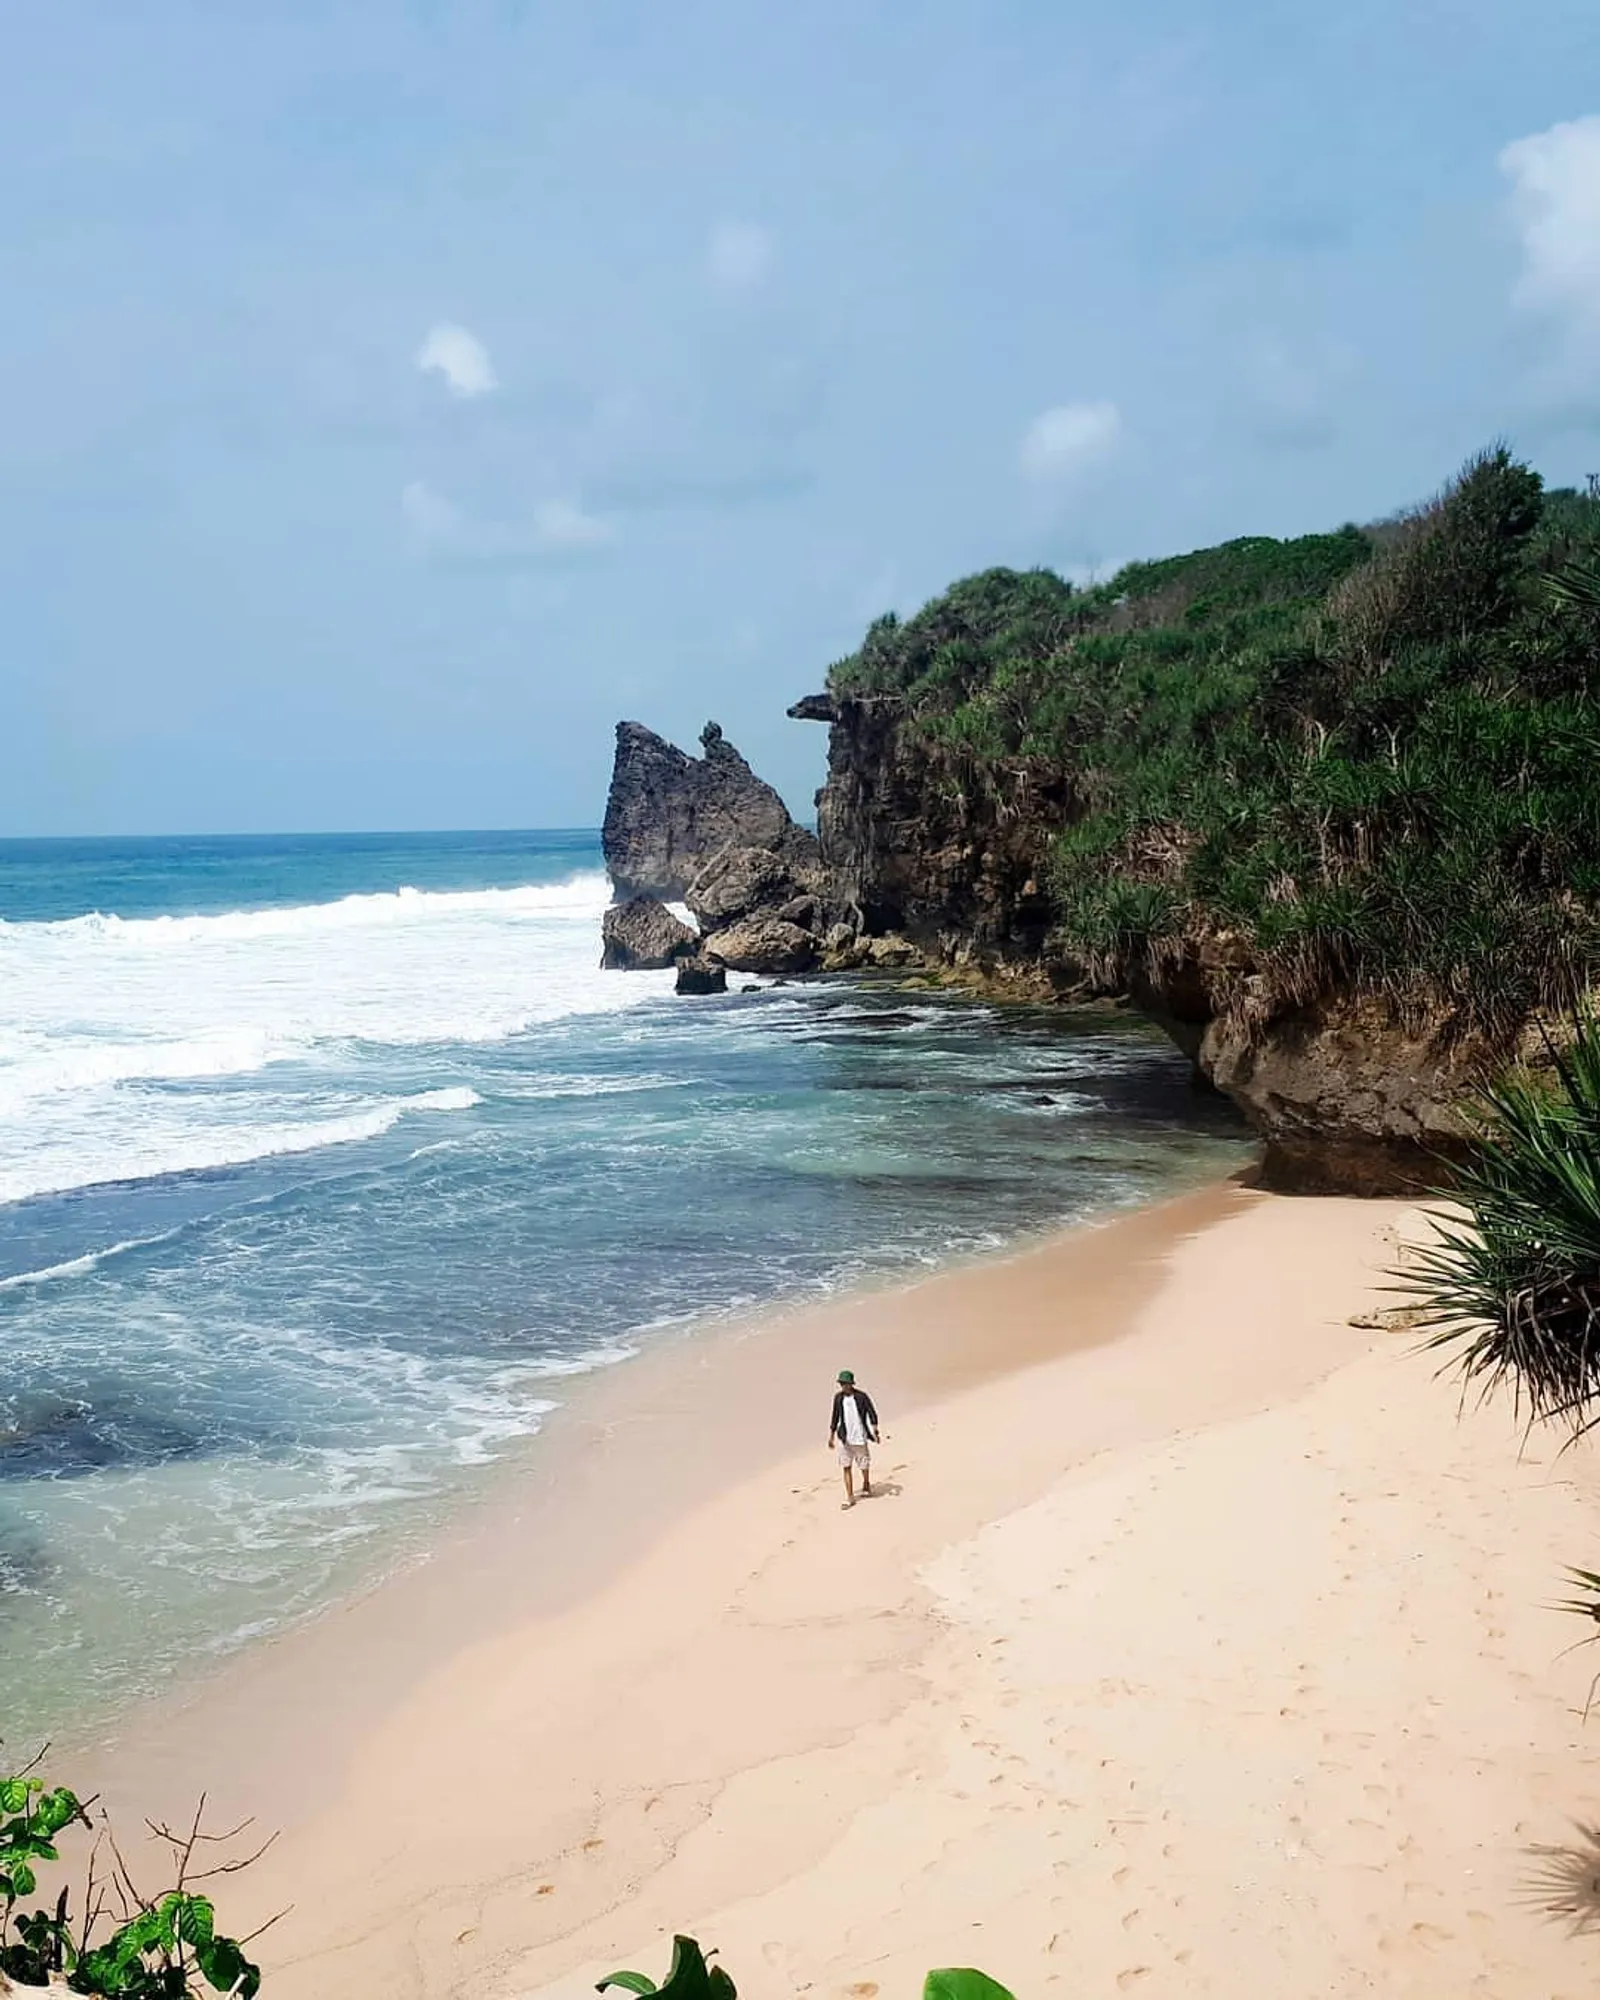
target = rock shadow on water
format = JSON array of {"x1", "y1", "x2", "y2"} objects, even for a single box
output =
[
  {"x1": 0, "y1": 1392, "x2": 208, "y2": 1481},
  {"x1": 0, "y1": 1517, "x2": 55, "y2": 1604}
]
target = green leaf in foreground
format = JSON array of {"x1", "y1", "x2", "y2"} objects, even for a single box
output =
[
  {"x1": 1400, "y1": 1001, "x2": 1600, "y2": 1429},
  {"x1": 924, "y1": 1970, "x2": 1018, "y2": 2000},
  {"x1": 2, "y1": 1763, "x2": 262, "y2": 1996},
  {"x1": 598, "y1": 1935, "x2": 736, "y2": 2000}
]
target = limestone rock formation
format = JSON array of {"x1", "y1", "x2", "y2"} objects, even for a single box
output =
[
  {"x1": 788, "y1": 692, "x2": 1063, "y2": 981},
  {"x1": 1197, "y1": 994, "x2": 1478, "y2": 1194},
  {"x1": 600, "y1": 896, "x2": 697, "y2": 970},
  {"x1": 789, "y1": 690, "x2": 1482, "y2": 1191},
  {"x1": 701, "y1": 915, "x2": 819, "y2": 975},
  {"x1": 602, "y1": 720, "x2": 818, "y2": 902},
  {"x1": 602, "y1": 717, "x2": 833, "y2": 976}
]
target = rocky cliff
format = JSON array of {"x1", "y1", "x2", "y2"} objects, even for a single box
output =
[
  {"x1": 605, "y1": 456, "x2": 1600, "y2": 1188},
  {"x1": 790, "y1": 691, "x2": 1483, "y2": 1192},
  {"x1": 789, "y1": 691, "x2": 1064, "y2": 991},
  {"x1": 600, "y1": 720, "x2": 830, "y2": 977},
  {"x1": 784, "y1": 454, "x2": 1600, "y2": 1194}
]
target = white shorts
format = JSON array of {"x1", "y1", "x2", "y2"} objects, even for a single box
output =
[{"x1": 836, "y1": 1440, "x2": 871, "y2": 1469}]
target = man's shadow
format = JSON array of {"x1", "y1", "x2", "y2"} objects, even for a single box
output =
[{"x1": 861, "y1": 1479, "x2": 903, "y2": 1500}]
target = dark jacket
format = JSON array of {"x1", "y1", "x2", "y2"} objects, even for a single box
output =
[{"x1": 829, "y1": 1388, "x2": 880, "y2": 1443}]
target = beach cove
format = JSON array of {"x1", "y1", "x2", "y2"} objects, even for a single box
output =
[
  {"x1": 73, "y1": 1181, "x2": 1600, "y2": 1999},
  {"x1": 0, "y1": 833, "x2": 1245, "y2": 1746}
]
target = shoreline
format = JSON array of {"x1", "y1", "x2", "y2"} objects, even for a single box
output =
[
  {"x1": 73, "y1": 1179, "x2": 1600, "y2": 1998},
  {"x1": 3, "y1": 946, "x2": 1251, "y2": 1758},
  {"x1": 73, "y1": 1176, "x2": 1243, "y2": 1803}
]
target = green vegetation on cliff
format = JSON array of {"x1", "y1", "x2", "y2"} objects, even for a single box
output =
[{"x1": 827, "y1": 451, "x2": 1600, "y2": 1037}]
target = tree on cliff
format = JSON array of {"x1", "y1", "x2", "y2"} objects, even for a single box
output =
[{"x1": 826, "y1": 449, "x2": 1600, "y2": 1048}]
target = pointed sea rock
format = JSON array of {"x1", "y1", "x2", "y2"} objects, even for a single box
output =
[{"x1": 602, "y1": 719, "x2": 819, "y2": 902}]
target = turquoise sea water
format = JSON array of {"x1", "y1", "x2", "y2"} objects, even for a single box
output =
[{"x1": 0, "y1": 830, "x2": 1251, "y2": 1743}]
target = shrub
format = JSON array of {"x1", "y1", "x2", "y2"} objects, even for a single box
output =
[
  {"x1": 825, "y1": 449, "x2": 1600, "y2": 1039},
  {"x1": 0, "y1": 1765, "x2": 264, "y2": 1996},
  {"x1": 1401, "y1": 1004, "x2": 1600, "y2": 1430}
]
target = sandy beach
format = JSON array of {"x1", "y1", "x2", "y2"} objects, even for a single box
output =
[{"x1": 76, "y1": 1181, "x2": 1600, "y2": 1999}]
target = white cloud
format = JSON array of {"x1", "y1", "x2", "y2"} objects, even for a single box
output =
[
  {"x1": 1019, "y1": 401, "x2": 1122, "y2": 481},
  {"x1": 401, "y1": 481, "x2": 612, "y2": 560},
  {"x1": 707, "y1": 222, "x2": 774, "y2": 293},
  {"x1": 1502, "y1": 115, "x2": 1600, "y2": 329},
  {"x1": 414, "y1": 321, "x2": 498, "y2": 398}
]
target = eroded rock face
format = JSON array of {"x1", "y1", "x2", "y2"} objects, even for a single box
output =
[
  {"x1": 701, "y1": 916, "x2": 819, "y2": 975},
  {"x1": 603, "y1": 720, "x2": 818, "y2": 902},
  {"x1": 685, "y1": 843, "x2": 799, "y2": 927},
  {"x1": 1199, "y1": 995, "x2": 1479, "y2": 1194},
  {"x1": 600, "y1": 896, "x2": 697, "y2": 970},
  {"x1": 788, "y1": 692, "x2": 1065, "y2": 975},
  {"x1": 791, "y1": 689, "x2": 1500, "y2": 1192}
]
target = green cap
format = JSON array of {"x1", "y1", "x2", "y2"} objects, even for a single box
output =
[{"x1": 837, "y1": 1369, "x2": 855, "y2": 1385}]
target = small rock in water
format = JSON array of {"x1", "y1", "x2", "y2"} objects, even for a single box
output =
[
  {"x1": 601, "y1": 896, "x2": 698, "y2": 971},
  {"x1": 0, "y1": 1394, "x2": 203, "y2": 1480},
  {"x1": 675, "y1": 955, "x2": 727, "y2": 995}
]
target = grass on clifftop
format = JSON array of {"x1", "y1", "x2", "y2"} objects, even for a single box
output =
[{"x1": 827, "y1": 450, "x2": 1600, "y2": 1039}]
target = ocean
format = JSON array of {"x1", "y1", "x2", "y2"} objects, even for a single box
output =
[{"x1": 0, "y1": 830, "x2": 1251, "y2": 1744}]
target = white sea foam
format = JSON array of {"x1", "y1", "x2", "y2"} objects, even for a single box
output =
[
  {"x1": 0, "y1": 1228, "x2": 185, "y2": 1292},
  {"x1": 0, "y1": 1085, "x2": 483, "y2": 1206},
  {"x1": 0, "y1": 873, "x2": 612, "y2": 945},
  {"x1": 496, "y1": 1071, "x2": 687, "y2": 1100},
  {"x1": 0, "y1": 871, "x2": 670, "y2": 1206},
  {"x1": 408, "y1": 1085, "x2": 481, "y2": 1112}
]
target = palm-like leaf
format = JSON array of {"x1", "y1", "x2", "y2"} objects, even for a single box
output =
[
  {"x1": 1556, "y1": 1567, "x2": 1600, "y2": 1623},
  {"x1": 1549, "y1": 557, "x2": 1600, "y2": 612},
  {"x1": 1402, "y1": 1004, "x2": 1600, "y2": 1429}
]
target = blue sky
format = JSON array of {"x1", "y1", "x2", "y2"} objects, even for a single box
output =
[{"x1": 4, "y1": 1, "x2": 1598, "y2": 835}]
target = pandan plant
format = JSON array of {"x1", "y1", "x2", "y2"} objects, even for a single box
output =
[
  {"x1": 1402, "y1": 1004, "x2": 1600, "y2": 1709},
  {"x1": 1403, "y1": 1002, "x2": 1600, "y2": 1433}
]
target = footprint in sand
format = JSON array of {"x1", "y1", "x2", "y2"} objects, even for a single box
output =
[
  {"x1": 1377, "y1": 1921, "x2": 1452, "y2": 1954},
  {"x1": 1115, "y1": 1969, "x2": 1152, "y2": 1990}
]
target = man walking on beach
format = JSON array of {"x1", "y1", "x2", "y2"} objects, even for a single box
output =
[{"x1": 829, "y1": 1369, "x2": 879, "y2": 1508}]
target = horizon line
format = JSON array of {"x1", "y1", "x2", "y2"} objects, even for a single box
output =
[{"x1": 0, "y1": 825, "x2": 608, "y2": 847}]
